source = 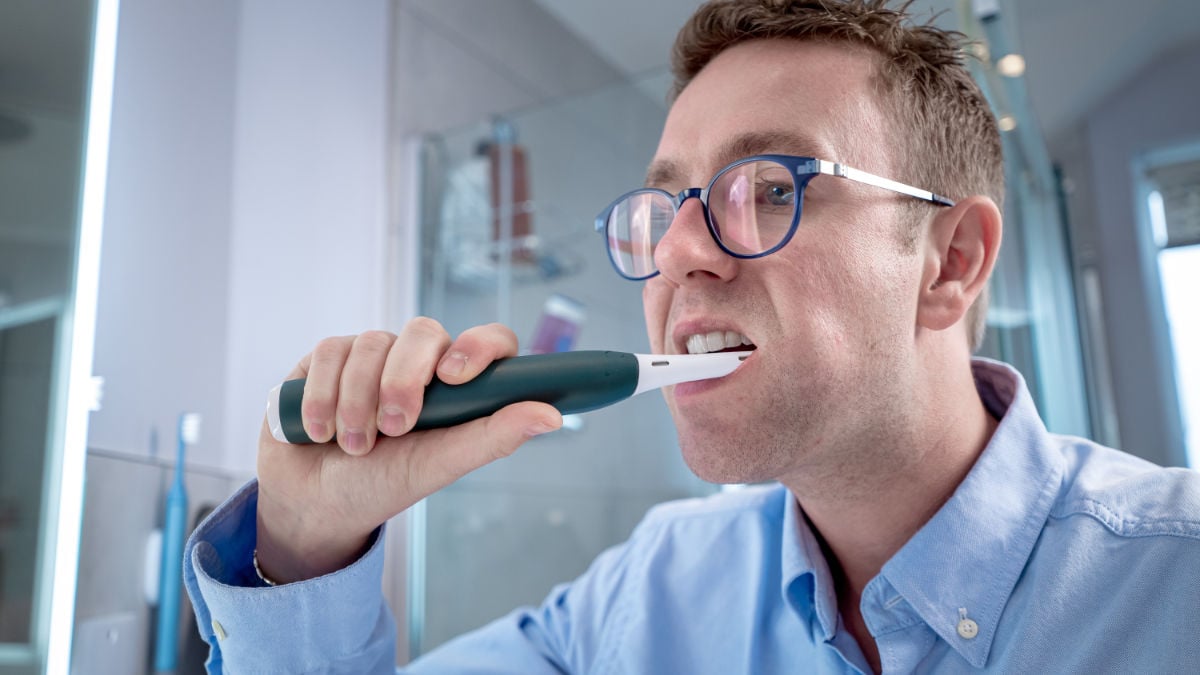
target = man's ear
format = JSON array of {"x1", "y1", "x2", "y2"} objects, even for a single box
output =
[{"x1": 917, "y1": 195, "x2": 1002, "y2": 334}]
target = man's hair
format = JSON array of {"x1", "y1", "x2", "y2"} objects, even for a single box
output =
[{"x1": 670, "y1": 0, "x2": 1003, "y2": 352}]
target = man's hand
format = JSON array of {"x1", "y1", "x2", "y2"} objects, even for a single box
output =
[{"x1": 254, "y1": 318, "x2": 563, "y2": 583}]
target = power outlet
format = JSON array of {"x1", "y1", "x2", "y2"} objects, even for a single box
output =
[{"x1": 70, "y1": 612, "x2": 140, "y2": 675}]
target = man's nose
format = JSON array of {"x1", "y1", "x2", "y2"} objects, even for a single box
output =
[{"x1": 653, "y1": 196, "x2": 739, "y2": 285}]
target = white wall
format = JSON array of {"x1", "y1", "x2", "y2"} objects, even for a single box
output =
[
  {"x1": 89, "y1": 0, "x2": 391, "y2": 474},
  {"x1": 222, "y1": 0, "x2": 390, "y2": 474},
  {"x1": 80, "y1": 2, "x2": 393, "y2": 668},
  {"x1": 79, "y1": 1, "x2": 242, "y2": 669},
  {"x1": 89, "y1": 0, "x2": 239, "y2": 469}
]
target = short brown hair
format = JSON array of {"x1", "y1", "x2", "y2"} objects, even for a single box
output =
[{"x1": 670, "y1": 0, "x2": 1002, "y2": 351}]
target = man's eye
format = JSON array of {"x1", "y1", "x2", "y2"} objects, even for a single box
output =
[{"x1": 759, "y1": 182, "x2": 795, "y2": 207}]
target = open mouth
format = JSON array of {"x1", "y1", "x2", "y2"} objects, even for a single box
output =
[{"x1": 684, "y1": 331, "x2": 757, "y2": 355}]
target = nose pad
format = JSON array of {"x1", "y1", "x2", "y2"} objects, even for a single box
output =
[
  {"x1": 654, "y1": 194, "x2": 738, "y2": 282},
  {"x1": 673, "y1": 195, "x2": 709, "y2": 231},
  {"x1": 665, "y1": 188, "x2": 708, "y2": 239}
]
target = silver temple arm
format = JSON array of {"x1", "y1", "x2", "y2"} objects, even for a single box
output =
[{"x1": 811, "y1": 159, "x2": 955, "y2": 207}]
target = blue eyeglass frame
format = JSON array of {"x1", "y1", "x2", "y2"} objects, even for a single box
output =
[{"x1": 594, "y1": 154, "x2": 956, "y2": 281}]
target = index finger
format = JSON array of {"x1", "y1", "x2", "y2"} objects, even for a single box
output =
[
  {"x1": 376, "y1": 322, "x2": 518, "y2": 437},
  {"x1": 300, "y1": 336, "x2": 355, "y2": 444},
  {"x1": 435, "y1": 323, "x2": 520, "y2": 385},
  {"x1": 375, "y1": 317, "x2": 453, "y2": 437}
]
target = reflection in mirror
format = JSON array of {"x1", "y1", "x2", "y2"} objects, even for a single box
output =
[
  {"x1": 0, "y1": 313, "x2": 57, "y2": 647},
  {"x1": 0, "y1": 0, "x2": 108, "y2": 672}
]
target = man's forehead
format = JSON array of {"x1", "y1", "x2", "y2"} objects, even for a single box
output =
[
  {"x1": 646, "y1": 40, "x2": 885, "y2": 189},
  {"x1": 645, "y1": 129, "x2": 835, "y2": 188}
]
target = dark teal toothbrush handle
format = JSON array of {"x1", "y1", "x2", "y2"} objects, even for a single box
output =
[{"x1": 277, "y1": 350, "x2": 639, "y2": 443}]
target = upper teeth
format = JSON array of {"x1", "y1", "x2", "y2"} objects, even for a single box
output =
[{"x1": 686, "y1": 331, "x2": 754, "y2": 354}]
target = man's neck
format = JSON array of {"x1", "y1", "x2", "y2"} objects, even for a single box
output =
[
  {"x1": 781, "y1": 357, "x2": 998, "y2": 675},
  {"x1": 784, "y1": 360, "x2": 999, "y2": 600}
]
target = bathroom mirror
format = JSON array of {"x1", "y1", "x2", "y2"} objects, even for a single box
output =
[{"x1": 0, "y1": 0, "x2": 116, "y2": 671}]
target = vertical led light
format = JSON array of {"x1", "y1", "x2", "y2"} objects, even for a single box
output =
[{"x1": 45, "y1": 0, "x2": 120, "y2": 672}]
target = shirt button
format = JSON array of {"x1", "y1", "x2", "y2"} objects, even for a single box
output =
[
  {"x1": 212, "y1": 619, "x2": 228, "y2": 641},
  {"x1": 957, "y1": 617, "x2": 979, "y2": 639}
]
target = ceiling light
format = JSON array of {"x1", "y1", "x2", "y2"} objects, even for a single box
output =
[
  {"x1": 996, "y1": 54, "x2": 1026, "y2": 77},
  {"x1": 998, "y1": 115, "x2": 1018, "y2": 132}
]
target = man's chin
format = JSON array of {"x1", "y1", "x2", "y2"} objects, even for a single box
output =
[{"x1": 679, "y1": 441, "x2": 776, "y2": 486}]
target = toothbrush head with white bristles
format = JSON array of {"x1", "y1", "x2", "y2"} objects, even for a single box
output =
[{"x1": 177, "y1": 413, "x2": 201, "y2": 467}]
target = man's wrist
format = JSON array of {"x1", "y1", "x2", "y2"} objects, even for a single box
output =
[{"x1": 254, "y1": 494, "x2": 372, "y2": 584}]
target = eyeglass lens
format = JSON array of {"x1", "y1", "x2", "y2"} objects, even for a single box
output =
[{"x1": 605, "y1": 159, "x2": 799, "y2": 278}]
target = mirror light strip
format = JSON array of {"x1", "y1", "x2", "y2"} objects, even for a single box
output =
[{"x1": 45, "y1": 0, "x2": 120, "y2": 672}]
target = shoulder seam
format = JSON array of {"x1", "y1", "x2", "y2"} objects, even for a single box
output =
[{"x1": 1050, "y1": 498, "x2": 1200, "y2": 541}]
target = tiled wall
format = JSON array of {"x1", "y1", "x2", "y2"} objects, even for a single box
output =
[{"x1": 72, "y1": 450, "x2": 246, "y2": 674}]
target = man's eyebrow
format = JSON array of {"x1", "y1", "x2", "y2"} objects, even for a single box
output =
[
  {"x1": 715, "y1": 130, "x2": 827, "y2": 165},
  {"x1": 644, "y1": 130, "x2": 830, "y2": 189},
  {"x1": 644, "y1": 159, "x2": 682, "y2": 189}
]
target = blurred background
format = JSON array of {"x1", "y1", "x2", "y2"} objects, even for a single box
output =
[{"x1": 1, "y1": 0, "x2": 1198, "y2": 671}]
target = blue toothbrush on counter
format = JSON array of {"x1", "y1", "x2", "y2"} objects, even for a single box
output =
[{"x1": 154, "y1": 412, "x2": 199, "y2": 673}]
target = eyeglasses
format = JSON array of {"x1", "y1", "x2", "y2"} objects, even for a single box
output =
[{"x1": 594, "y1": 154, "x2": 954, "y2": 280}]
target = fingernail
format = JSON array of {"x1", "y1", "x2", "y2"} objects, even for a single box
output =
[
  {"x1": 439, "y1": 352, "x2": 468, "y2": 377},
  {"x1": 525, "y1": 421, "x2": 557, "y2": 438},
  {"x1": 343, "y1": 429, "x2": 367, "y2": 454},
  {"x1": 379, "y1": 407, "x2": 406, "y2": 435}
]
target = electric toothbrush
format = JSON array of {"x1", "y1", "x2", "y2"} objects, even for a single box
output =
[
  {"x1": 154, "y1": 412, "x2": 199, "y2": 672},
  {"x1": 267, "y1": 350, "x2": 752, "y2": 444}
]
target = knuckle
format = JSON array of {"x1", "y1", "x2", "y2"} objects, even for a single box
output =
[
  {"x1": 312, "y1": 336, "x2": 350, "y2": 363},
  {"x1": 301, "y1": 395, "x2": 333, "y2": 422},
  {"x1": 484, "y1": 322, "x2": 518, "y2": 342},
  {"x1": 355, "y1": 330, "x2": 396, "y2": 355},
  {"x1": 467, "y1": 323, "x2": 517, "y2": 354},
  {"x1": 407, "y1": 316, "x2": 448, "y2": 341},
  {"x1": 337, "y1": 398, "x2": 373, "y2": 426},
  {"x1": 481, "y1": 417, "x2": 521, "y2": 461},
  {"x1": 379, "y1": 374, "x2": 421, "y2": 412},
  {"x1": 475, "y1": 321, "x2": 518, "y2": 353},
  {"x1": 489, "y1": 438, "x2": 519, "y2": 462}
]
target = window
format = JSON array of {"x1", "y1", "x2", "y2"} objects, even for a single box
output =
[{"x1": 1147, "y1": 157, "x2": 1200, "y2": 468}]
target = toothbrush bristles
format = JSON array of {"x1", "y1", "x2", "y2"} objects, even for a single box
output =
[{"x1": 180, "y1": 413, "x2": 202, "y2": 444}]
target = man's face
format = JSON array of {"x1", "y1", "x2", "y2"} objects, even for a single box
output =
[{"x1": 643, "y1": 39, "x2": 926, "y2": 485}]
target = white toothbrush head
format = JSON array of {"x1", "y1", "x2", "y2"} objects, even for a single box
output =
[
  {"x1": 178, "y1": 413, "x2": 202, "y2": 445},
  {"x1": 632, "y1": 351, "x2": 752, "y2": 396}
]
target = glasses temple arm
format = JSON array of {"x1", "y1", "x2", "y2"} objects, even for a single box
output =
[{"x1": 812, "y1": 159, "x2": 955, "y2": 207}]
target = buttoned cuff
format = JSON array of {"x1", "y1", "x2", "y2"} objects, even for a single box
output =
[{"x1": 183, "y1": 479, "x2": 396, "y2": 674}]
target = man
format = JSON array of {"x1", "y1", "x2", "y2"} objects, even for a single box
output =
[{"x1": 185, "y1": 1, "x2": 1200, "y2": 672}]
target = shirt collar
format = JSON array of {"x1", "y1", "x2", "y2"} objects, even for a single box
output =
[
  {"x1": 877, "y1": 358, "x2": 1066, "y2": 667},
  {"x1": 778, "y1": 359, "x2": 1065, "y2": 667},
  {"x1": 781, "y1": 484, "x2": 839, "y2": 641}
]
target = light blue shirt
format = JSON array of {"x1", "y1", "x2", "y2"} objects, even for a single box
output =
[{"x1": 185, "y1": 359, "x2": 1200, "y2": 673}]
